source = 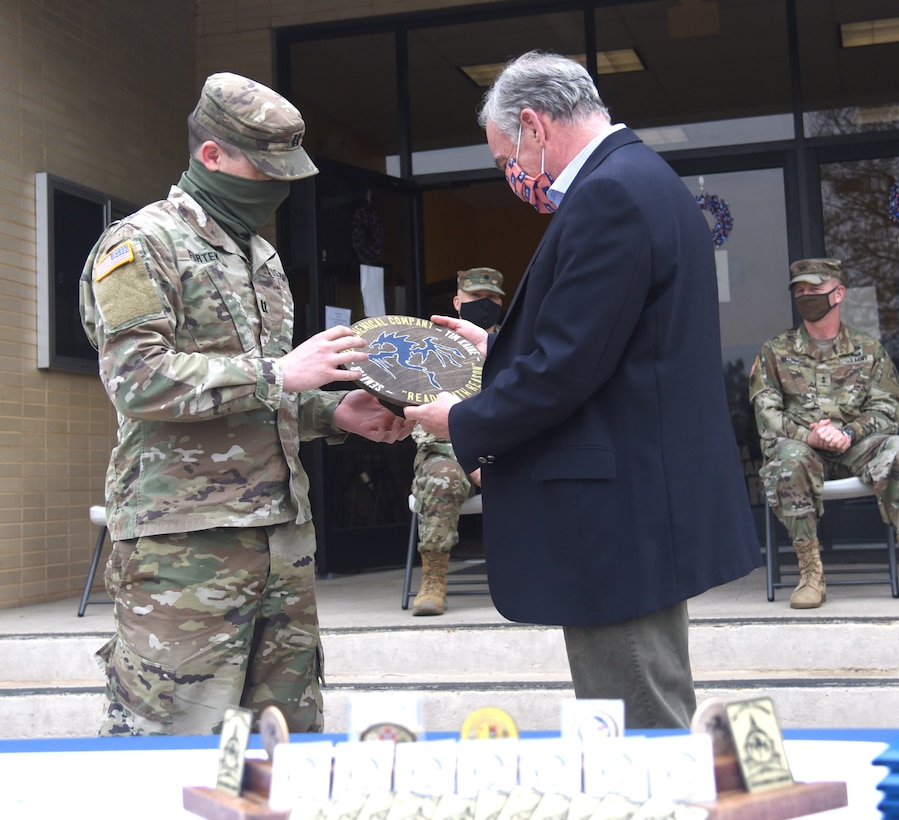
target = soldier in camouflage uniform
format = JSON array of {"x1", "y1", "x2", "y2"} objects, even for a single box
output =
[
  {"x1": 749, "y1": 258, "x2": 899, "y2": 608},
  {"x1": 79, "y1": 73, "x2": 412, "y2": 736},
  {"x1": 410, "y1": 268, "x2": 504, "y2": 615}
]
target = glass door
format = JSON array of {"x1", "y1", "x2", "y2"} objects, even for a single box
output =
[
  {"x1": 814, "y1": 152, "x2": 899, "y2": 546},
  {"x1": 284, "y1": 160, "x2": 422, "y2": 575},
  {"x1": 818, "y1": 154, "x2": 899, "y2": 364},
  {"x1": 672, "y1": 164, "x2": 794, "y2": 513}
]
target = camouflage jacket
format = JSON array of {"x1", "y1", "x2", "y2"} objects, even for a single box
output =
[
  {"x1": 79, "y1": 185, "x2": 347, "y2": 541},
  {"x1": 412, "y1": 423, "x2": 455, "y2": 469},
  {"x1": 749, "y1": 322, "x2": 899, "y2": 461}
]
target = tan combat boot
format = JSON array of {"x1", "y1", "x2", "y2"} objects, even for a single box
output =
[
  {"x1": 413, "y1": 552, "x2": 450, "y2": 616},
  {"x1": 790, "y1": 538, "x2": 826, "y2": 609}
]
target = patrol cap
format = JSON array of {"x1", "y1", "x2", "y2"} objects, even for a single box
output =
[
  {"x1": 457, "y1": 267, "x2": 505, "y2": 296},
  {"x1": 190, "y1": 72, "x2": 318, "y2": 181},
  {"x1": 788, "y1": 258, "x2": 842, "y2": 288}
]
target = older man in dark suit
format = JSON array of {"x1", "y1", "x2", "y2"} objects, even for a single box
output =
[{"x1": 405, "y1": 51, "x2": 761, "y2": 729}]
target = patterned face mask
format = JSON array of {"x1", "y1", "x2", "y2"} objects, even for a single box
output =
[{"x1": 504, "y1": 127, "x2": 556, "y2": 214}]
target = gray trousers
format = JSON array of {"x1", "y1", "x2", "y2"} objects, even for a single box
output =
[{"x1": 562, "y1": 600, "x2": 695, "y2": 730}]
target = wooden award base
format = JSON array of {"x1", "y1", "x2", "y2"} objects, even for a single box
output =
[
  {"x1": 183, "y1": 754, "x2": 849, "y2": 820},
  {"x1": 184, "y1": 759, "x2": 287, "y2": 820},
  {"x1": 695, "y1": 754, "x2": 848, "y2": 819}
]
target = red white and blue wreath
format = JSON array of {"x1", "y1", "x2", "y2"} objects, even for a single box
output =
[
  {"x1": 889, "y1": 182, "x2": 899, "y2": 226},
  {"x1": 696, "y1": 191, "x2": 734, "y2": 247}
]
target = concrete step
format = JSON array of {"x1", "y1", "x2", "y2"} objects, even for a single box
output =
[
  {"x1": 4, "y1": 677, "x2": 899, "y2": 739},
  {"x1": 4, "y1": 618, "x2": 899, "y2": 683},
  {"x1": 2, "y1": 618, "x2": 898, "y2": 738}
]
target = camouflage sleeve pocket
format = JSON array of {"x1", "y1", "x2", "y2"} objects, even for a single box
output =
[{"x1": 96, "y1": 637, "x2": 176, "y2": 725}]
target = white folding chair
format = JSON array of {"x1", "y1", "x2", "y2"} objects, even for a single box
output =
[
  {"x1": 78, "y1": 505, "x2": 114, "y2": 616},
  {"x1": 765, "y1": 476, "x2": 899, "y2": 601},
  {"x1": 401, "y1": 493, "x2": 488, "y2": 609}
]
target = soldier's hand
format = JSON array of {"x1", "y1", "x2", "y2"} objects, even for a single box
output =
[
  {"x1": 809, "y1": 419, "x2": 846, "y2": 451},
  {"x1": 278, "y1": 326, "x2": 367, "y2": 393},
  {"x1": 334, "y1": 390, "x2": 415, "y2": 443}
]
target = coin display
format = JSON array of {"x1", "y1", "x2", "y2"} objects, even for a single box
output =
[
  {"x1": 260, "y1": 705, "x2": 290, "y2": 760},
  {"x1": 460, "y1": 707, "x2": 519, "y2": 739},
  {"x1": 359, "y1": 721, "x2": 417, "y2": 743}
]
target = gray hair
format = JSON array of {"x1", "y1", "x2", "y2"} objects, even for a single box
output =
[{"x1": 477, "y1": 50, "x2": 609, "y2": 137}]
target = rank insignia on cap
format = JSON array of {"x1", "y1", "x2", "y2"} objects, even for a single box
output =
[{"x1": 94, "y1": 242, "x2": 135, "y2": 282}]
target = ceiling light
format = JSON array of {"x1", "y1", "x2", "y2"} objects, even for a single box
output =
[
  {"x1": 840, "y1": 17, "x2": 899, "y2": 48},
  {"x1": 460, "y1": 50, "x2": 645, "y2": 88}
]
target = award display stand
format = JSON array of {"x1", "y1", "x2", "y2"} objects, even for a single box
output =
[
  {"x1": 184, "y1": 757, "x2": 286, "y2": 820},
  {"x1": 699, "y1": 753, "x2": 847, "y2": 819},
  {"x1": 182, "y1": 702, "x2": 849, "y2": 820},
  {"x1": 182, "y1": 751, "x2": 849, "y2": 820}
]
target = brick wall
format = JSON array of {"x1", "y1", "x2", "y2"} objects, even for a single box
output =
[{"x1": 0, "y1": 0, "x2": 196, "y2": 608}]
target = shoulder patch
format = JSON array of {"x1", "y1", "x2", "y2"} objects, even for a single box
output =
[{"x1": 95, "y1": 242, "x2": 135, "y2": 281}]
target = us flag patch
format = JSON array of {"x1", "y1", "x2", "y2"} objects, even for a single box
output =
[{"x1": 95, "y1": 242, "x2": 134, "y2": 281}]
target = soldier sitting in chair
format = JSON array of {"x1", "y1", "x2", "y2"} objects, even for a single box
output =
[{"x1": 749, "y1": 258, "x2": 899, "y2": 608}]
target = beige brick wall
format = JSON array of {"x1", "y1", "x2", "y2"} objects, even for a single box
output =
[{"x1": 0, "y1": 0, "x2": 196, "y2": 608}]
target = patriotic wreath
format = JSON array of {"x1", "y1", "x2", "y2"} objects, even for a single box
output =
[
  {"x1": 351, "y1": 204, "x2": 384, "y2": 265},
  {"x1": 696, "y1": 192, "x2": 734, "y2": 246},
  {"x1": 889, "y1": 182, "x2": 899, "y2": 226}
]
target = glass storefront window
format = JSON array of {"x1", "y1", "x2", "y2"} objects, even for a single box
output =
[
  {"x1": 805, "y1": 104, "x2": 899, "y2": 139},
  {"x1": 595, "y1": 1, "x2": 791, "y2": 131},
  {"x1": 406, "y1": 11, "x2": 587, "y2": 158},
  {"x1": 797, "y1": 0, "x2": 899, "y2": 138},
  {"x1": 287, "y1": 33, "x2": 398, "y2": 173},
  {"x1": 678, "y1": 167, "x2": 791, "y2": 508},
  {"x1": 637, "y1": 114, "x2": 793, "y2": 152},
  {"x1": 820, "y1": 155, "x2": 899, "y2": 363}
]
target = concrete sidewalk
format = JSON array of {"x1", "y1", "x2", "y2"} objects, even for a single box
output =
[{"x1": 2, "y1": 560, "x2": 898, "y2": 635}]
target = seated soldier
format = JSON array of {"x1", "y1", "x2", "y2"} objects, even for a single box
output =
[
  {"x1": 749, "y1": 258, "x2": 899, "y2": 608},
  {"x1": 410, "y1": 267, "x2": 505, "y2": 616}
]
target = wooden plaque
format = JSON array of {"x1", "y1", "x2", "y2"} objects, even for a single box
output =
[{"x1": 342, "y1": 316, "x2": 483, "y2": 409}]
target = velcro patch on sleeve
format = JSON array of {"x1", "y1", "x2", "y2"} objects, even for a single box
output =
[
  {"x1": 94, "y1": 242, "x2": 135, "y2": 281},
  {"x1": 93, "y1": 242, "x2": 164, "y2": 332}
]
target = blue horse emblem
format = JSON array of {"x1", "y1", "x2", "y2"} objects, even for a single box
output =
[{"x1": 368, "y1": 331, "x2": 465, "y2": 389}]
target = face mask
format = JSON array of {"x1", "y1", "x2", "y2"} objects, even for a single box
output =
[
  {"x1": 795, "y1": 286, "x2": 839, "y2": 323},
  {"x1": 459, "y1": 298, "x2": 502, "y2": 330},
  {"x1": 505, "y1": 127, "x2": 556, "y2": 214},
  {"x1": 180, "y1": 156, "x2": 291, "y2": 250}
]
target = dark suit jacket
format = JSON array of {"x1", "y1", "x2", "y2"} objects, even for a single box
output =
[{"x1": 449, "y1": 128, "x2": 762, "y2": 626}]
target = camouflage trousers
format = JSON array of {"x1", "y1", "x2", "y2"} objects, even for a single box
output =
[
  {"x1": 411, "y1": 452, "x2": 475, "y2": 554},
  {"x1": 759, "y1": 434, "x2": 899, "y2": 544},
  {"x1": 96, "y1": 519, "x2": 323, "y2": 736}
]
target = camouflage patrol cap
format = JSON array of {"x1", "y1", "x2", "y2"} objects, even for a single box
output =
[
  {"x1": 457, "y1": 267, "x2": 505, "y2": 296},
  {"x1": 788, "y1": 258, "x2": 842, "y2": 288},
  {"x1": 191, "y1": 72, "x2": 318, "y2": 181}
]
